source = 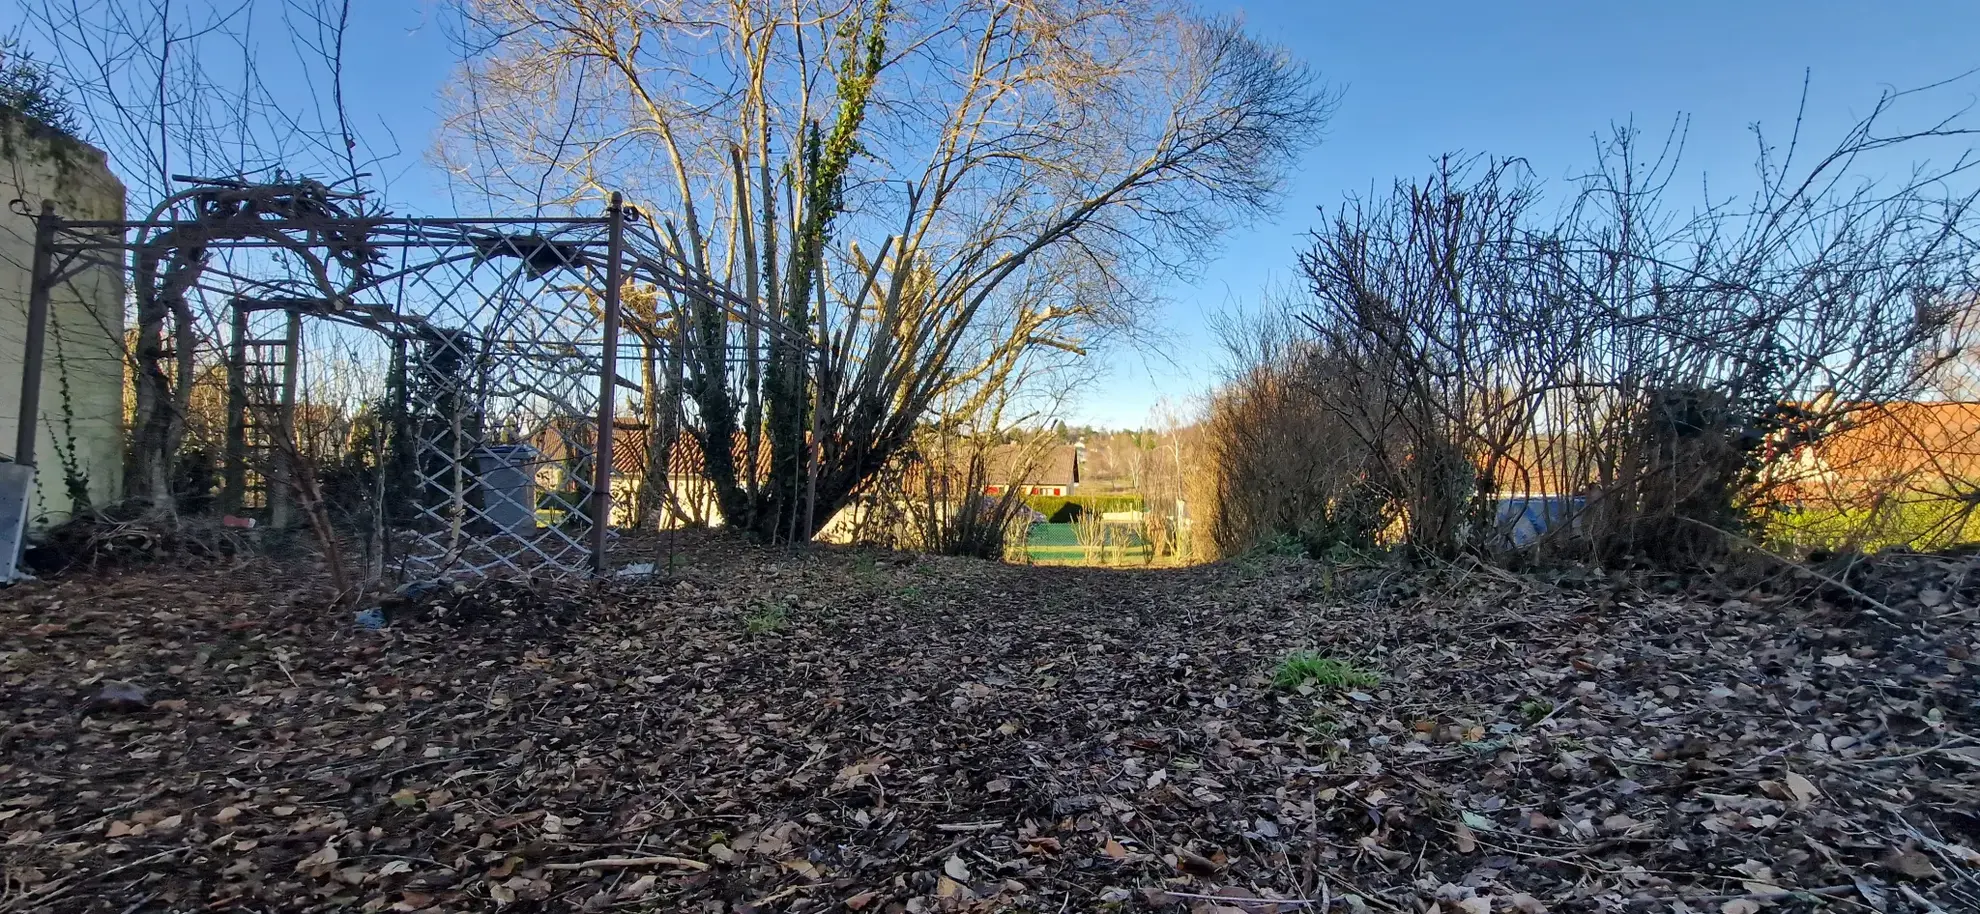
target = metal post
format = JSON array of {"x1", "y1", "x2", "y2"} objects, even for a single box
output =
[
  {"x1": 590, "y1": 193, "x2": 626, "y2": 574},
  {"x1": 222, "y1": 302, "x2": 250, "y2": 514},
  {"x1": 269, "y1": 308, "x2": 302, "y2": 530},
  {"x1": 13, "y1": 202, "x2": 58, "y2": 470}
]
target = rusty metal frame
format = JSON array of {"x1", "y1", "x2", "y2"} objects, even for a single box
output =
[{"x1": 16, "y1": 180, "x2": 783, "y2": 579}]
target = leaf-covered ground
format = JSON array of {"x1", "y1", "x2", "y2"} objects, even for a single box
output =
[{"x1": 2, "y1": 534, "x2": 1977, "y2": 913}]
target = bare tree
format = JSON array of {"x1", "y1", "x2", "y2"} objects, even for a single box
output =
[
  {"x1": 1134, "y1": 398, "x2": 1201, "y2": 562},
  {"x1": 444, "y1": 0, "x2": 1332, "y2": 541}
]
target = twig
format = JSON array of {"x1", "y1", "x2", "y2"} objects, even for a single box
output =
[
  {"x1": 913, "y1": 836, "x2": 972, "y2": 867},
  {"x1": 933, "y1": 821, "x2": 1004, "y2": 832},
  {"x1": 1690, "y1": 885, "x2": 1856, "y2": 903},
  {"x1": 1898, "y1": 885, "x2": 1950, "y2": 914},
  {"x1": 1529, "y1": 696, "x2": 1580, "y2": 729},
  {"x1": 1158, "y1": 889, "x2": 1325, "y2": 908},
  {"x1": 1678, "y1": 518, "x2": 1900, "y2": 620},
  {"x1": 1730, "y1": 742, "x2": 1796, "y2": 771},
  {"x1": 748, "y1": 883, "x2": 811, "y2": 906},
  {"x1": 542, "y1": 855, "x2": 709, "y2": 872},
  {"x1": 0, "y1": 848, "x2": 186, "y2": 912},
  {"x1": 1821, "y1": 736, "x2": 1975, "y2": 767},
  {"x1": 1315, "y1": 868, "x2": 1408, "y2": 914}
]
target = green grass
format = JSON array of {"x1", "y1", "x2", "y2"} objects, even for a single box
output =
[
  {"x1": 1518, "y1": 698, "x2": 1554, "y2": 723},
  {"x1": 742, "y1": 604, "x2": 790, "y2": 636},
  {"x1": 1025, "y1": 545, "x2": 1153, "y2": 564},
  {"x1": 1767, "y1": 498, "x2": 1980, "y2": 553},
  {"x1": 1022, "y1": 522, "x2": 1153, "y2": 565},
  {"x1": 1258, "y1": 532, "x2": 1308, "y2": 557},
  {"x1": 1271, "y1": 651, "x2": 1380, "y2": 691}
]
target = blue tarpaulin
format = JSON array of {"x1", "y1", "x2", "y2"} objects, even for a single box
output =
[{"x1": 1493, "y1": 495, "x2": 1586, "y2": 546}]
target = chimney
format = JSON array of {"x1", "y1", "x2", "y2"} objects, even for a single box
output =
[{"x1": 1073, "y1": 437, "x2": 1085, "y2": 493}]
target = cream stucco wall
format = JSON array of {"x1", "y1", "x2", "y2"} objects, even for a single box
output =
[{"x1": 0, "y1": 108, "x2": 127, "y2": 525}]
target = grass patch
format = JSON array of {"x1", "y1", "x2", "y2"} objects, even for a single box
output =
[
  {"x1": 1271, "y1": 651, "x2": 1379, "y2": 691},
  {"x1": 742, "y1": 604, "x2": 790, "y2": 636},
  {"x1": 1767, "y1": 498, "x2": 1980, "y2": 553}
]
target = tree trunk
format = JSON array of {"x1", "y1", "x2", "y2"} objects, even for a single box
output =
[{"x1": 128, "y1": 244, "x2": 203, "y2": 515}]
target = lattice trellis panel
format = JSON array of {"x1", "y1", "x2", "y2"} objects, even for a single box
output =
[{"x1": 380, "y1": 220, "x2": 620, "y2": 577}]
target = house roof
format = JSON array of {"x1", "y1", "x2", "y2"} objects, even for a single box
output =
[
  {"x1": 527, "y1": 418, "x2": 762, "y2": 480},
  {"x1": 609, "y1": 425, "x2": 768, "y2": 479},
  {"x1": 979, "y1": 444, "x2": 1077, "y2": 487},
  {"x1": 1804, "y1": 400, "x2": 1980, "y2": 488}
]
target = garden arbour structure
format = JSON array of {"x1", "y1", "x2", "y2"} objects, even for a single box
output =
[{"x1": 15, "y1": 176, "x2": 787, "y2": 579}]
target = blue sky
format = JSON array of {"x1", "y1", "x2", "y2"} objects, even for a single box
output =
[
  {"x1": 1105, "y1": 0, "x2": 1980, "y2": 428},
  {"x1": 27, "y1": 0, "x2": 1980, "y2": 427}
]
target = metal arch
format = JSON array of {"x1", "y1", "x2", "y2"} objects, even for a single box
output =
[{"x1": 36, "y1": 206, "x2": 772, "y2": 336}]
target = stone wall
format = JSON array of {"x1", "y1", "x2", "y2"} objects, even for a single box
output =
[{"x1": 0, "y1": 107, "x2": 127, "y2": 524}]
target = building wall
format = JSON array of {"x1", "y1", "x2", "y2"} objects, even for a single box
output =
[
  {"x1": 0, "y1": 108, "x2": 127, "y2": 525},
  {"x1": 609, "y1": 474, "x2": 725, "y2": 530}
]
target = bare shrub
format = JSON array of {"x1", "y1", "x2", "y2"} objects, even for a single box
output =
[
  {"x1": 1202, "y1": 316, "x2": 1388, "y2": 557},
  {"x1": 845, "y1": 424, "x2": 1050, "y2": 561},
  {"x1": 1212, "y1": 81, "x2": 1980, "y2": 564},
  {"x1": 1131, "y1": 402, "x2": 1205, "y2": 562},
  {"x1": 1292, "y1": 157, "x2": 1566, "y2": 558}
]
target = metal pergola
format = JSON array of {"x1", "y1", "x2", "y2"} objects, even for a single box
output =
[{"x1": 13, "y1": 180, "x2": 781, "y2": 579}]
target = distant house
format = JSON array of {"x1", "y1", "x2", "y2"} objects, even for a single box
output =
[
  {"x1": 979, "y1": 443, "x2": 1081, "y2": 498},
  {"x1": 520, "y1": 424, "x2": 1097, "y2": 534},
  {"x1": 606, "y1": 423, "x2": 752, "y2": 527},
  {"x1": 527, "y1": 418, "x2": 740, "y2": 528},
  {"x1": 1780, "y1": 401, "x2": 1980, "y2": 502}
]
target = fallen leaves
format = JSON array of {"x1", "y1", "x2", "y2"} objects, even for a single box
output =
[
  {"x1": 1757, "y1": 770, "x2": 1822, "y2": 807},
  {"x1": 833, "y1": 754, "x2": 891, "y2": 789},
  {"x1": 295, "y1": 842, "x2": 339, "y2": 877},
  {"x1": 1884, "y1": 844, "x2": 1944, "y2": 880},
  {"x1": 2, "y1": 534, "x2": 1977, "y2": 912},
  {"x1": 541, "y1": 855, "x2": 710, "y2": 872},
  {"x1": 1452, "y1": 821, "x2": 1478, "y2": 854}
]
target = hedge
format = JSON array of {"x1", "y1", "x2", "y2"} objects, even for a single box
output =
[{"x1": 1023, "y1": 493, "x2": 1145, "y2": 523}]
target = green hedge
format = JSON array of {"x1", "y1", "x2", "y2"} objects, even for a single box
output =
[{"x1": 1023, "y1": 493, "x2": 1145, "y2": 523}]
